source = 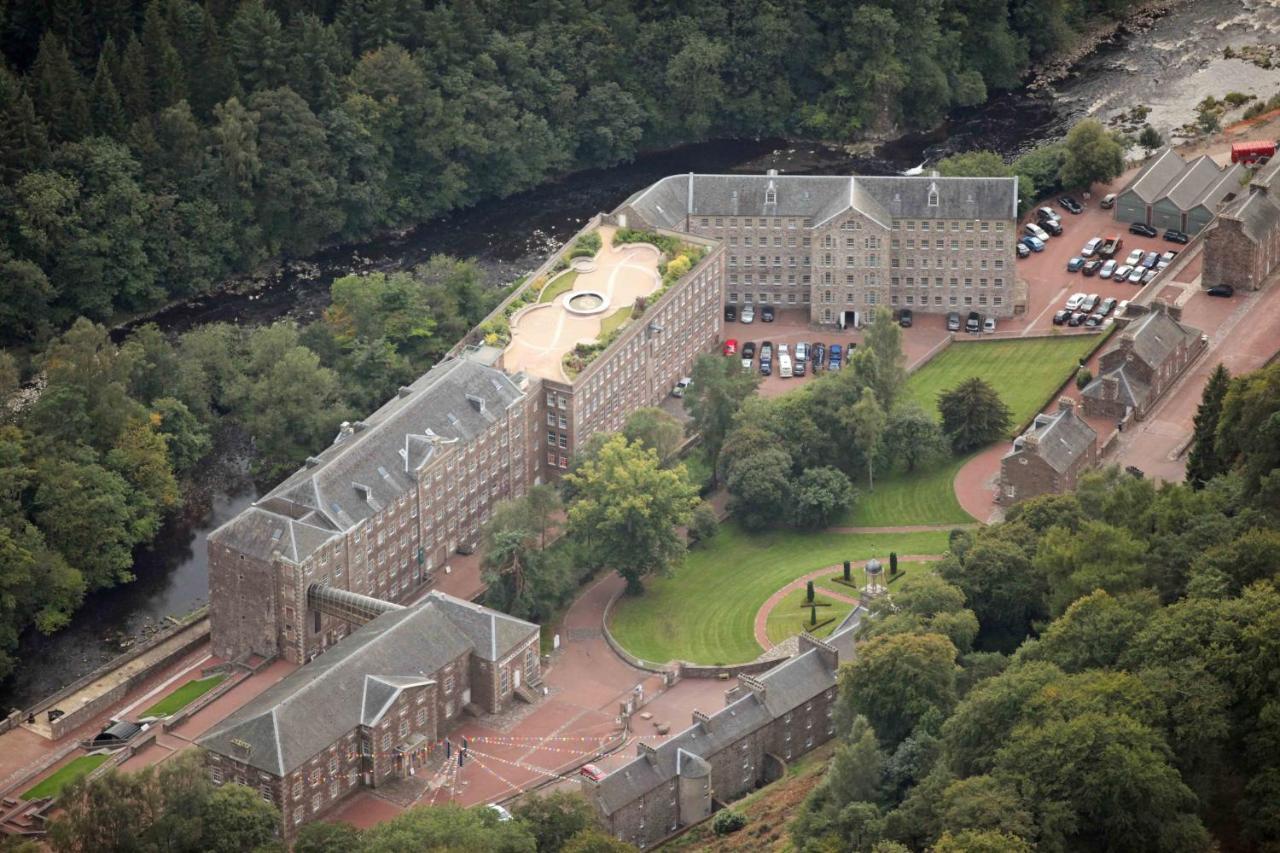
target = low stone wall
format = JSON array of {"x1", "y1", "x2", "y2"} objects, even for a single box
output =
[
  {"x1": 600, "y1": 585, "x2": 673, "y2": 675},
  {"x1": 678, "y1": 659, "x2": 783, "y2": 679},
  {"x1": 38, "y1": 619, "x2": 211, "y2": 741}
]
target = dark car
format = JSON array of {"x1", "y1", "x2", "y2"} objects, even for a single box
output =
[
  {"x1": 811, "y1": 342, "x2": 825, "y2": 370},
  {"x1": 1039, "y1": 217, "x2": 1063, "y2": 236},
  {"x1": 1053, "y1": 309, "x2": 1070, "y2": 326},
  {"x1": 1082, "y1": 259, "x2": 1102, "y2": 277},
  {"x1": 828, "y1": 343, "x2": 843, "y2": 371},
  {"x1": 1016, "y1": 242, "x2": 1031, "y2": 259},
  {"x1": 761, "y1": 305, "x2": 775, "y2": 322},
  {"x1": 742, "y1": 341, "x2": 756, "y2": 359},
  {"x1": 965, "y1": 311, "x2": 981, "y2": 333},
  {"x1": 898, "y1": 308, "x2": 913, "y2": 327},
  {"x1": 1129, "y1": 222, "x2": 1158, "y2": 238},
  {"x1": 1068, "y1": 311, "x2": 1086, "y2": 327},
  {"x1": 1059, "y1": 196, "x2": 1084, "y2": 214},
  {"x1": 1207, "y1": 284, "x2": 1235, "y2": 297},
  {"x1": 724, "y1": 305, "x2": 737, "y2": 322},
  {"x1": 946, "y1": 311, "x2": 961, "y2": 332},
  {"x1": 1100, "y1": 297, "x2": 1117, "y2": 315},
  {"x1": 1067, "y1": 257, "x2": 1085, "y2": 272},
  {"x1": 760, "y1": 341, "x2": 773, "y2": 359},
  {"x1": 1164, "y1": 229, "x2": 1190, "y2": 245},
  {"x1": 1084, "y1": 313, "x2": 1105, "y2": 328}
]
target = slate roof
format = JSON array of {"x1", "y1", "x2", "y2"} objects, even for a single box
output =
[
  {"x1": 1083, "y1": 365, "x2": 1150, "y2": 410},
  {"x1": 209, "y1": 357, "x2": 526, "y2": 564},
  {"x1": 1005, "y1": 405, "x2": 1097, "y2": 474},
  {"x1": 623, "y1": 173, "x2": 1017, "y2": 230},
  {"x1": 1124, "y1": 148, "x2": 1189, "y2": 203},
  {"x1": 1251, "y1": 154, "x2": 1280, "y2": 190},
  {"x1": 1161, "y1": 156, "x2": 1228, "y2": 210},
  {"x1": 198, "y1": 595, "x2": 537, "y2": 775},
  {"x1": 1222, "y1": 190, "x2": 1280, "y2": 242},
  {"x1": 590, "y1": 645, "x2": 840, "y2": 816},
  {"x1": 1119, "y1": 308, "x2": 1201, "y2": 369},
  {"x1": 1193, "y1": 163, "x2": 1246, "y2": 211},
  {"x1": 425, "y1": 591, "x2": 539, "y2": 661}
]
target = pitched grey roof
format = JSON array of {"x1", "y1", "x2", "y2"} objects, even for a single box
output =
[
  {"x1": 198, "y1": 597, "x2": 536, "y2": 775},
  {"x1": 1223, "y1": 190, "x2": 1280, "y2": 242},
  {"x1": 1251, "y1": 155, "x2": 1280, "y2": 190},
  {"x1": 589, "y1": 646, "x2": 839, "y2": 816},
  {"x1": 1005, "y1": 405, "x2": 1097, "y2": 474},
  {"x1": 623, "y1": 173, "x2": 1017, "y2": 231},
  {"x1": 210, "y1": 357, "x2": 525, "y2": 563},
  {"x1": 1124, "y1": 148, "x2": 1189, "y2": 203},
  {"x1": 1120, "y1": 308, "x2": 1201, "y2": 369},
  {"x1": 1160, "y1": 156, "x2": 1228, "y2": 210},
  {"x1": 1082, "y1": 365, "x2": 1149, "y2": 409},
  {"x1": 423, "y1": 590, "x2": 537, "y2": 661},
  {"x1": 1192, "y1": 163, "x2": 1246, "y2": 211}
]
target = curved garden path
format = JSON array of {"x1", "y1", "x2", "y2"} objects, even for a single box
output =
[{"x1": 752, "y1": 556, "x2": 945, "y2": 651}]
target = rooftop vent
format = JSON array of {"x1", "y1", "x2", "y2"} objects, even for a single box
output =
[
  {"x1": 397, "y1": 386, "x2": 413, "y2": 398},
  {"x1": 466, "y1": 394, "x2": 486, "y2": 414}
]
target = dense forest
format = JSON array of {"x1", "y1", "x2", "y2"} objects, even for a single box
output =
[
  {"x1": 0, "y1": 0, "x2": 1144, "y2": 351},
  {"x1": 782, "y1": 362, "x2": 1280, "y2": 852}
]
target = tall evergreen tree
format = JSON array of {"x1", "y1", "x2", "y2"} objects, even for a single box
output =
[
  {"x1": 89, "y1": 48, "x2": 127, "y2": 138},
  {"x1": 189, "y1": 7, "x2": 240, "y2": 117},
  {"x1": 0, "y1": 68, "x2": 50, "y2": 181},
  {"x1": 142, "y1": 1, "x2": 188, "y2": 109},
  {"x1": 28, "y1": 32, "x2": 91, "y2": 143},
  {"x1": 1186, "y1": 364, "x2": 1230, "y2": 489},
  {"x1": 116, "y1": 34, "x2": 151, "y2": 120}
]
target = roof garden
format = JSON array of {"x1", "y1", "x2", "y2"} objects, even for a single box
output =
[{"x1": 490, "y1": 224, "x2": 709, "y2": 382}]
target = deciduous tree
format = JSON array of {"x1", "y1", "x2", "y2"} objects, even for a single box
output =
[{"x1": 685, "y1": 352, "x2": 759, "y2": 479}]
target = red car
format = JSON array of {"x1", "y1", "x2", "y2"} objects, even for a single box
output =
[
  {"x1": 722, "y1": 339, "x2": 738, "y2": 356},
  {"x1": 579, "y1": 763, "x2": 606, "y2": 782}
]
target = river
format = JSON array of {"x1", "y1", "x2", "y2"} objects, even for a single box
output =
[{"x1": 4, "y1": 0, "x2": 1274, "y2": 710}]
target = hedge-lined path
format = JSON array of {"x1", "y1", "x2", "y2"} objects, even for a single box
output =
[{"x1": 752, "y1": 557, "x2": 943, "y2": 651}]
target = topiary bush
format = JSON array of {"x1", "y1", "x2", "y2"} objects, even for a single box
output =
[{"x1": 713, "y1": 810, "x2": 746, "y2": 835}]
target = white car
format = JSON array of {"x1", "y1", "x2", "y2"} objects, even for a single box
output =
[
  {"x1": 1100, "y1": 260, "x2": 1117, "y2": 279},
  {"x1": 1113, "y1": 264, "x2": 1133, "y2": 280},
  {"x1": 742, "y1": 358, "x2": 753, "y2": 372},
  {"x1": 1065, "y1": 292, "x2": 1087, "y2": 311},
  {"x1": 671, "y1": 377, "x2": 692, "y2": 397},
  {"x1": 983, "y1": 316, "x2": 997, "y2": 333},
  {"x1": 1116, "y1": 299, "x2": 1130, "y2": 316},
  {"x1": 740, "y1": 305, "x2": 755, "y2": 323},
  {"x1": 778, "y1": 343, "x2": 790, "y2": 358},
  {"x1": 1025, "y1": 222, "x2": 1051, "y2": 242},
  {"x1": 1082, "y1": 237, "x2": 1102, "y2": 256},
  {"x1": 1128, "y1": 266, "x2": 1145, "y2": 283},
  {"x1": 1125, "y1": 249, "x2": 1144, "y2": 267}
]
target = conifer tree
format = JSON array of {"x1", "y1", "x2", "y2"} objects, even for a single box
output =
[
  {"x1": 190, "y1": 7, "x2": 240, "y2": 117},
  {"x1": 116, "y1": 34, "x2": 151, "y2": 120},
  {"x1": 143, "y1": 1, "x2": 188, "y2": 109},
  {"x1": 89, "y1": 49, "x2": 127, "y2": 137},
  {"x1": 1186, "y1": 364, "x2": 1230, "y2": 489},
  {"x1": 29, "y1": 32, "x2": 91, "y2": 143},
  {"x1": 0, "y1": 68, "x2": 50, "y2": 181}
]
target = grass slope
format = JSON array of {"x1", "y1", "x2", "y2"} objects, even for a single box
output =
[
  {"x1": 537, "y1": 270, "x2": 579, "y2": 303},
  {"x1": 841, "y1": 455, "x2": 972, "y2": 526},
  {"x1": 906, "y1": 335, "x2": 1103, "y2": 429},
  {"x1": 23, "y1": 754, "x2": 110, "y2": 801},
  {"x1": 764, "y1": 588, "x2": 853, "y2": 645},
  {"x1": 143, "y1": 674, "x2": 226, "y2": 717},
  {"x1": 608, "y1": 526, "x2": 950, "y2": 665}
]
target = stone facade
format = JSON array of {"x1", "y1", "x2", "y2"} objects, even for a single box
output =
[
  {"x1": 587, "y1": 632, "x2": 852, "y2": 848},
  {"x1": 199, "y1": 593, "x2": 539, "y2": 839},
  {"x1": 615, "y1": 172, "x2": 1020, "y2": 324},
  {"x1": 1203, "y1": 158, "x2": 1280, "y2": 291},
  {"x1": 1081, "y1": 304, "x2": 1204, "y2": 422},
  {"x1": 998, "y1": 398, "x2": 1098, "y2": 505}
]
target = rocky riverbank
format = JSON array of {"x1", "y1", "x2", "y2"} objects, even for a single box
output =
[{"x1": 1030, "y1": 0, "x2": 1187, "y2": 90}]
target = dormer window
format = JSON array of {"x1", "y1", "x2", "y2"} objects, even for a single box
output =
[
  {"x1": 927, "y1": 182, "x2": 940, "y2": 207},
  {"x1": 764, "y1": 181, "x2": 777, "y2": 206}
]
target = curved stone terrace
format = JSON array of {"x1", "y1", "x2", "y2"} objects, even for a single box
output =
[{"x1": 503, "y1": 225, "x2": 661, "y2": 381}]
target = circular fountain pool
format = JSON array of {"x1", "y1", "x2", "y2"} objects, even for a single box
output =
[{"x1": 565, "y1": 291, "x2": 609, "y2": 315}]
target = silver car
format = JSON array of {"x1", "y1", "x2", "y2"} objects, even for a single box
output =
[{"x1": 1127, "y1": 266, "x2": 1145, "y2": 283}]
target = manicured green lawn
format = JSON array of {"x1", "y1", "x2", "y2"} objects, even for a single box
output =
[
  {"x1": 142, "y1": 674, "x2": 226, "y2": 717},
  {"x1": 764, "y1": 588, "x2": 853, "y2": 645},
  {"x1": 23, "y1": 754, "x2": 110, "y2": 801},
  {"x1": 906, "y1": 334, "x2": 1105, "y2": 429},
  {"x1": 608, "y1": 525, "x2": 950, "y2": 665},
  {"x1": 538, "y1": 270, "x2": 579, "y2": 303},
  {"x1": 600, "y1": 305, "x2": 633, "y2": 335},
  {"x1": 841, "y1": 455, "x2": 973, "y2": 526}
]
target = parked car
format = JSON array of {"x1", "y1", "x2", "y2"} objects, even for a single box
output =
[
  {"x1": 671, "y1": 377, "x2": 692, "y2": 397},
  {"x1": 1082, "y1": 237, "x2": 1102, "y2": 256},
  {"x1": 1127, "y1": 266, "x2": 1145, "y2": 284},
  {"x1": 965, "y1": 310, "x2": 981, "y2": 333},
  {"x1": 1100, "y1": 297, "x2": 1117, "y2": 315},
  {"x1": 1100, "y1": 259, "x2": 1117, "y2": 279},
  {"x1": 1130, "y1": 222, "x2": 1158, "y2": 237},
  {"x1": 1114, "y1": 264, "x2": 1133, "y2": 280},
  {"x1": 1207, "y1": 284, "x2": 1235, "y2": 297},
  {"x1": 778, "y1": 353, "x2": 793, "y2": 378},
  {"x1": 1037, "y1": 206, "x2": 1061, "y2": 223},
  {"x1": 724, "y1": 305, "x2": 737, "y2": 322},
  {"x1": 1016, "y1": 242, "x2": 1031, "y2": 258},
  {"x1": 1100, "y1": 193, "x2": 1117, "y2": 209},
  {"x1": 828, "y1": 343, "x2": 843, "y2": 371},
  {"x1": 795, "y1": 342, "x2": 809, "y2": 363},
  {"x1": 1099, "y1": 235, "x2": 1122, "y2": 257},
  {"x1": 742, "y1": 357, "x2": 753, "y2": 372},
  {"x1": 740, "y1": 304, "x2": 755, "y2": 323},
  {"x1": 1081, "y1": 293, "x2": 1100, "y2": 313},
  {"x1": 1125, "y1": 248, "x2": 1144, "y2": 267},
  {"x1": 946, "y1": 312, "x2": 962, "y2": 331},
  {"x1": 760, "y1": 342, "x2": 773, "y2": 360},
  {"x1": 1053, "y1": 309, "x2": 1071, "y2": 325},
  {"x1": 983, "y1": 316, "x2": 997, "y2": 333},
  {"x1": 1160, "y1": 250, "x2": 1179, "y2": 263},
  {"x1": 761, "y1": 305, "x2": 775, "y2": 322},
  {"x1": 777, "y1": 343, "x2": 789, "y2": 358},
  {"x1": 1021, "y1": 235, "x2": 1046, "y2": 253},
  {"x1": 722, "y1": 338, "x2": 738, "y2": 356},
  {"x1": 794, "y1": 353, "x2": 806, "y2": 376},
  {"x1": 1082, "y1": 259, "x2": 1102, "y2": 277},
  {"x1": 1067, "y1": 256, "x2": 1085, "y2": 272},
  {"x1": 1025, "y1": 222, "x2": 1051, "y2": 242},
  {"x1": 1059, "y1": 196, "x2": 1084, "y2": 214},
  {"x1": 1142, "y1": 251, "x2": 1160, "y2": 269},
  {"x1": 1116, "y1": 299, "x2": 1130, "y2": 316},
  {"x1": 488, "y1": 804, "x2": 514, "y2": 822},
  {"x1": 1164, "y1": 229, "x2": 1190, "y2": 244},
  {"x1": 1142, "y1": 269, "x2": 1157, "y2": 284},
  {"x1": 1068, "y1": 311, "x2": 1087, "y2": 327},
  {"x1": 742, "y1": 341, "x2": 756, "y2": 359},
  {"x1": 1084, "y1": 313, "x2": 1105, "y2": 328},
  {"x1": 898, "y1": 308, "x2": 913, "y2": 327},
  {"x1": 1065, "y1": 292, "x2": 1087, "y2": 311},
  {"x1": 1039, "y1": 217, "x2": 1063, "y2": 236},
  {"x1": 580, "y1": 764, "x2": 606, "y2": 783},
  {"x1": 812, "y1": 342, "x2": 825, "y2": 370}
]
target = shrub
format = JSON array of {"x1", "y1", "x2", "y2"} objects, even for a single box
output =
[
  {"x1": 713, "y1": 810, "x2": 746, "y2": 835},
  {"x1": 1076, "y1": 367, "x2": 1093, "y2": 390},
  {"x1": 568, "y1": 230, "x2": 602, "y2": 259},
  {"x1": 688, "y1": 501, "x2": 719, "y2": 546},
  {"x1": 1245, "y1": 101, "x2": 1268, "y2": 120},
  {"x1": 890, "y1": 551, "x2": 899, "y2": 575},
  {"x1": 1225, "y1": 91, "x2": 1253, "y2": 107},
  {"x1": 806, "y1": 580, "x2": 815, "y2": 603}
]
